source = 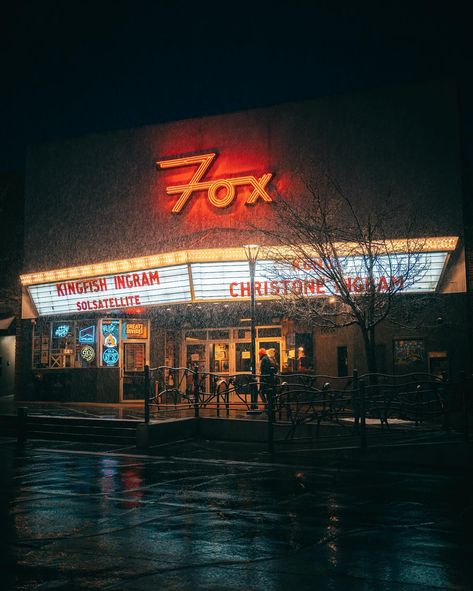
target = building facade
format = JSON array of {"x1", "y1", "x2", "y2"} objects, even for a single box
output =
[
  {"x1": 0, "y1": 171, "x2": 24, "y2": 397},
  {"x1": 17, "y1": 80, "x2": 469, "y2": 402}
]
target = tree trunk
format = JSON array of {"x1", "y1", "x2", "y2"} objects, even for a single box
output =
[{"x1": 360, "y1": 324, "x2": 377, "y2": 376}]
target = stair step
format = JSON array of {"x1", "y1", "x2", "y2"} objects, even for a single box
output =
[
  {"x1": 0, "y1": 414, "x2": 138, "y2": 444},
  {"x1": 25, "y1": 430, "x2": 136, "y2": 443}
]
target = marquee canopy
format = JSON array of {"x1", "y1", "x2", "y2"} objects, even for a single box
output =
[{"x1": 20, "y1": 238, "x2": 459, "y2": 317}]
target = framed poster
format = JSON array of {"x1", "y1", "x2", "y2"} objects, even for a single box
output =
[{"x1": 393, "y1": 339, "x2": 426, "y2": 374}]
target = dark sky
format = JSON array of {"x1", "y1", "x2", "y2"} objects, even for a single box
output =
[{"x1": 1, "y1": 1, "x2": 469, "y2": 172}]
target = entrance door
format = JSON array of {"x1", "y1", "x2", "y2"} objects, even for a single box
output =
[
  {"x1": 256, "y1": 339, "x2": 282, "y2": 372},
  {"x1": 234, "y1": 342, "x2": 251, "y2": 373},
  {"x1": 121, "y1": 342, "x2": 146, "y2": 401},
  {"x1": 210, "y1": 342, "x2": 230, "y2": 374},
  {"x1": 185, "y1": 341, "x2": 232, "y2": 394},
  {"x1": 209, "y1": 341, "x2": 230, "y2": 394},
  {"x1": 181, "y1": 328, "x2": 281, "y2": 396}
]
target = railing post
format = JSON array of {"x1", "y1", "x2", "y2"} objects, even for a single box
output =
[
  {"x1": 442, "y1": 377, "x2": 451, "y2": 433},
  {"x1": 415, "y1": 384, "x2": 421, "y2": 427},
  {"x1": 172, "y1": 368, "x2": 178, "y2": 408},
  {"x1": 216, "y1": 377, "x2": 221, "y2": 417},
  {"x1": 267, "y1": 366, "x2": 276, "y2": 454},
  {"x1": 225, "y1": 381, "x2": 230, "y2": 417},
  {"x1": 359, "y1": 379, "x2": 367, "y2": 450},
  {"x1": 352, "y1": 369, "x2": 359, "y2": 431},
  {"x1": 193, "y1": 364, "x2": 200, "y2": 418},
  {"x1": 144, "y1": 365, "x2": 150, "y2": 424},
  {"x1": 17, "y1": 407, "x2": 27, "y2": 445},
  {"x1": 323, "y1": 382, "x2": 331, "y2": 418}
]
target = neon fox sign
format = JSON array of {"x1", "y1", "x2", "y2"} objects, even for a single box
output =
[{"x1": 156, "y1": 152, "x2": 273, "y2": 213}]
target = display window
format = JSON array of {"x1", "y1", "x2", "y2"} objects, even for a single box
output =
[
  {"x1": 235, "y1": 342, "x2": 251, "y2": 372},
  {"x1": 33, "y1": 320, "x2": 85, "y2": 369},
  {"x1": 32, "y1": 320, "x2": 50, "y2": 368},
  {"x1": 100, "y1": 320, "x2": 120, "y2": 367},
  {"x1": 76, "y1": 322, "x2": 98, "y2": 367},
  {"x1": 32, "y1": 318, "x2": 149, "y2": 370}
]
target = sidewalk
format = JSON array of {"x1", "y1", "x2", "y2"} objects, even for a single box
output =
[
  {"x1": 0, "y1": 394, "x2": 146, "y2": 420},
  {"x1": 1, "y1": 394, "x2": 471, "y2": 470},
  {"x1": 0, "y1": 394, "x2": 269, "y2": 421}
]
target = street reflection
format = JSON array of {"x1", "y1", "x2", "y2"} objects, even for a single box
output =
[
  {"x1": 120, "y1": 466, "x2": 144, "y2": 508},
  {"x1": 0, "y1": 444, "x2": 470, "y2": 590}
]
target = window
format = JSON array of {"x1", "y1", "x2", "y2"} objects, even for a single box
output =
[
  {"x1": 50, "y1": 323, "x2": 75, "y2": 368},
  {"x1": 258, "y1": 327, "x2": 281, "y2": 338},
  {"x1": 295, "y1": 333, "x2": 313, "y2": 372},
  {"x1": 235, "y1": 342, "x2": 251, "y2": 372},
  {"x1": 186, "y1": 344, "x2": 206, "y2": 372},
  {"x1": 234, "y1": 329, "x2": 251, "y2": 340},
  {"x1": 32, "y1": 319, "x2": 149, "y2": 369},
  {"x1": 208, "y1": 329, "x2": 230, "y2": 340},
  {"x1": 100, "y1": 320, "x2": 120, "y2": 367},
  {"x1": 32, "y1": 320, "x2": 50, "y2": 368},
  {"x1": 33, "y1": 320, "x2": 97, "y2": 369},
  {"x1": 76, "y1": 322, "x2": 98, "y2": 367},
  {"x1": 185, "y1": 330, "x2": 207, "y2": 342}
]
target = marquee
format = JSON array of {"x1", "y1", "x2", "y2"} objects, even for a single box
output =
[{"x1": 22, "y1": 241, "x2": 457, "y2": 317}]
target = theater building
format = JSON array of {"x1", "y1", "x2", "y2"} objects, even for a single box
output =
[{"x1": 17, "y1": 80, "x2": 469, "y2": 403}]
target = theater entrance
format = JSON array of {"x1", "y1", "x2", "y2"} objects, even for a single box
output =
[
  {"x1": 119, "y1": 320, "x2": 150, "y2": 402},
  {"x1": 183, "y1": 326, "x2": 282, "y2": 380}
]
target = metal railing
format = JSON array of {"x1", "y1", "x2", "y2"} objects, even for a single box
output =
[
  {"x1": 143, "y1": 365, "x2": 471, "y2": 452},
  {"x1": 145, "y1": 365, "x2": 265, "y2": 416}
]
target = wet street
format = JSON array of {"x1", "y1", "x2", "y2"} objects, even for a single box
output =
[{"x1": 0, "y1": 438, "x2": 472, "y2": 591}]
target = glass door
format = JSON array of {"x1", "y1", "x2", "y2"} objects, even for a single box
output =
[
  {"x1": 119, "y1": 319, "x2": 149, "y2": 402},
  {"x1": 186, "y1": 343, "x2": 207, "y2": 373},
  {"x1": 235, "y1": 342, "x2": 251, "y2": 373},
  {"x1": 256, "y1": 339, "x2": 282, "y2": 373},
  {"x1": 185, "y1": 343, "x2": 207, "y2": 397},
  {"x1": 122, "y1": 342, "x2": 146, "y2": 400},
  {"x1": 210, "y1": 342, "x2": 230, "y2": 375}
]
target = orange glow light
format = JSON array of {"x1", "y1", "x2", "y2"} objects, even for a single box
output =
[{"x1": 156, "y1": 152, "x2": 273, "y2": 213}]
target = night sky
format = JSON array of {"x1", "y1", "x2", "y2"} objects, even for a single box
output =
[{"x1": 1, "y1": 2, "x2": 469, "y2": 172}]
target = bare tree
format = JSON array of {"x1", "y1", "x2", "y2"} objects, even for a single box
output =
[{"x1": 257, "y1": 175, "x2": 436, "y2": 374}]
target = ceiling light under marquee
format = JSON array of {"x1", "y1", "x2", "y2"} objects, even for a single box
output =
[{"x1": 20, "y1": 237, "x2": 458, "y2": 287}]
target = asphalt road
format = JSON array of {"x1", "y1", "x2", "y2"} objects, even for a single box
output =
[{"x1": 0, "y1": 437, "x2": 471, "y2": 590}]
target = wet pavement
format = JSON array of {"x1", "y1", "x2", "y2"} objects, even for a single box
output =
[
  {"x1": 0, "y1": 436, "x2": 472, "y2": 590},
  {"x1": 1, "y1": 394, "x2": 469, "y2": 461},
  {"x1": 0, "y1": 395, "x2": 274, "y2": 422},
  {"x1": 0, "y1": 395, "x2": 147, "y2": 421}
]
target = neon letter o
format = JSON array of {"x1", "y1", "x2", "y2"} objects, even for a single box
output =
[{"x1": 208, "y1": 180, "x2": 236, "y2": 208}]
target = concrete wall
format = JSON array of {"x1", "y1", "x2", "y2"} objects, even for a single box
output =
[
  {"x1": 0, "y1": 336, "x2": 15, "y2": 396},
  {"x1": 310, "y1": 292, "x2": 469, "y2": 377},
  {"x1": 23, "y1": 80, "x2": 463, "y2": 273}
]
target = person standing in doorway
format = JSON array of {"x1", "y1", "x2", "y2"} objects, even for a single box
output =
[
  {"x1": 259, "y1": 348, "x2": 272, "y2": 403},
  {"x1": 266, "y1": 347, "x2": 278, "y2": 372}
]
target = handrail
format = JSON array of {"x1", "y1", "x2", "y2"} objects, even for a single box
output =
[{"x1": 142, "y1": 365, "x2": 470, "y2": 451}]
